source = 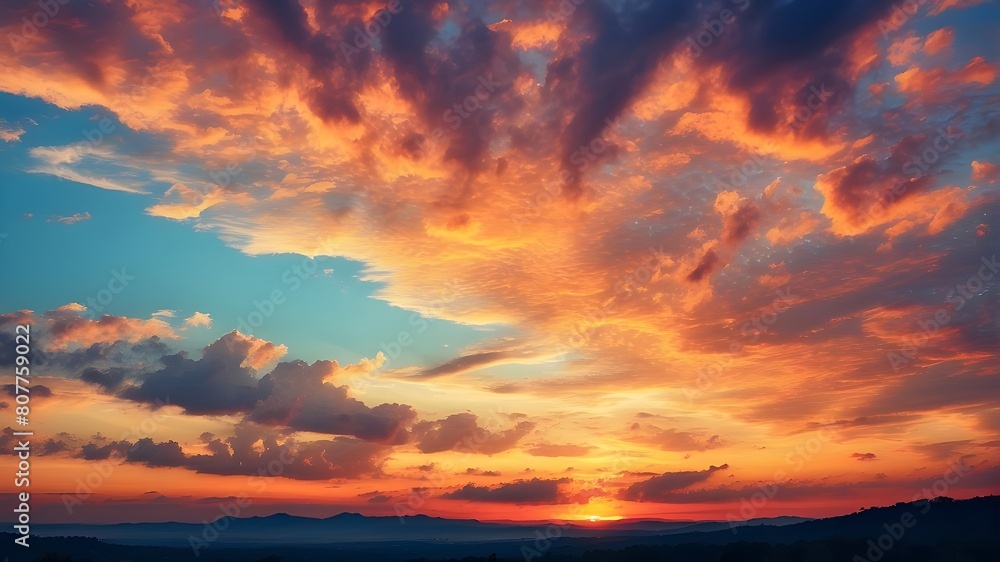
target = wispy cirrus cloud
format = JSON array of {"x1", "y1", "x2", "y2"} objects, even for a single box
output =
[{"x1": 47, "y1": 212, "x2": 91, "y2": 225}]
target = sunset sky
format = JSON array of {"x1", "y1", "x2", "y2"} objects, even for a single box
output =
[{"x1": 0, "y1": 0, "x2": 998, "y2": 525}]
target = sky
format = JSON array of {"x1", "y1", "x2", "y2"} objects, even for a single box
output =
[{"x1": 0, "y1": 0, "x2": 998, "y2": 525}]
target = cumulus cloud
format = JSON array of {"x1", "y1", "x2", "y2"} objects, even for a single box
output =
[
  {"x1": 182, "y1": 312, "x2": 213, "y2": 329},
  {"x1": 412, "y1": 413, "x2": 535, "y2": 455},
  {"x1": 715, "y1": 191, "x2": 762, "y2": 244},
  {"x1": 0, "y1": 427, "x2": 74, "y2": 457},
  {"x1": 924, "y1": 28, "x2": 954, "y2": 55},
  {"x1": 971, "y1": 161, "x2": 1000, "y2": 184},
  {"x1": 119, "y1": 332, "x2": 280, "y2": 415},
  {"x1": 815, "y1": 131, "x2": 972, "y2": 235},
  {"x1": 146, "y1": 184, "x2": 229, "y2": 220},
  {"x1": 8, "y1": 306, "x2": 179, "y2": 350},
  {"x1": 441, "y1": 478, "x2": 571, "y2": 504},
  {"x1": 77, "y1": 423, "x2": 392, "y2": 480},
  {"x1": 0, "y1": 120, "x2": 25, "y2": 142},
  {"x1": 114, "y1": 332, "x2": 412, "y2": 443},
  {"x1": 894, "y1": 57, "x2": 997, "y2": 103},
  {"x1": 54, "y1": 315, "x2": 174, "y2": 349},
  {"x1": 2, "y1": 384, "x2": 51, "y2": 398},
  {"x1": 249, "y1": 359, "x2": 415, "y2": 443},
  {"x1": 80, "y1": 367, "x2": 129, "y2": 392},
  {"x1": 188, "y1": 425, "x2": 391, "y2": 480}
]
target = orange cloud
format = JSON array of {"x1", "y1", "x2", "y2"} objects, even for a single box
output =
[
  {"x1": 887, "y1": 35, "x2": 921, "y2": 66},
  {"x1": 895, "y1": 57, "x2": 998, "y2": 102},
  {"x1": 44, "y1": 308, "x2": 177, "y2": 350},
  {"x1": 928, "y1": 0, "x2": 987, "y2": 16},
  {"x1": 971, "y1": 161, "x2": 1000, "y2": 184},
  {"x1": 766, "y1": 213, "x2": 823, "y2": 246},
  {"x1": 924, "y1": 28, "x2": 954, "y2": 55}
]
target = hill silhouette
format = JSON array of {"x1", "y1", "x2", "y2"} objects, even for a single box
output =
[{"x1": 0, "y1": 495, "x2": 995, "y2": 561}]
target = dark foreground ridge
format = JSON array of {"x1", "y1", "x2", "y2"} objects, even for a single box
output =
[{"x1": 1, "y1": 495, "x2": 997, "y2": 561}]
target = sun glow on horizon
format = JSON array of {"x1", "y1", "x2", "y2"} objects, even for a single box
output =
[{"x1": 0, "y1": 0, "x2": 996, "y2": 529}]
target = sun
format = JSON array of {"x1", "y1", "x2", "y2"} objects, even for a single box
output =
[{"x1": 579, "y1": 513, "x2": 624, "y2": 523}]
